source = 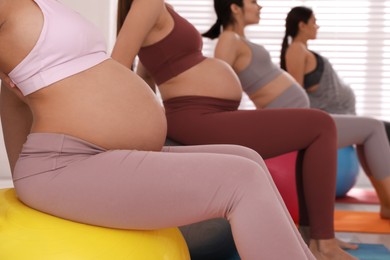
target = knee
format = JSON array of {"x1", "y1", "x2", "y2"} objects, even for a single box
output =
[
  {"x1": 300, "y1": 95, "x2": 310, "y2": 108},
  {"x1": 230, "y1": 159, "x2": 271, "y2": 192},
  {"x1": 318, "y1": 110, "x2": 336, "y2": 128},
  {"x1": 302, "y1": 99, "x2": 310, "y2": 108},
  {"x1": 221, "y1": 159, "x2": 276, "y2": 219},
  {"x1": 383, "y1": 121, "x2": 390, "y2": 132},
  {"x1": 312, "y1": 109, "x2": 337, "y2": 137},
  {"x1": 358, "y1": 117, "x2": 386, "y2": 136},
  {"x1": 371, "y1": 118, "x2": 386, "y2": 133},
  {"x1": 233, "y1": 146, "x2": 265, "y2": 166}
]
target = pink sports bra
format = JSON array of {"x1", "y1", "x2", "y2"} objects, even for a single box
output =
[
  {"x1": 137, "y1": 7, "x2": 206, "y2": 85},
  {"x1": 9, "y1": 0, "x2": 109, "y2": 96}
]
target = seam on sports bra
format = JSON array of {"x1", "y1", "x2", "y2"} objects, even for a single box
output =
[{"x1": 9, "y1": 0, "x2": 47, "y2": 75}]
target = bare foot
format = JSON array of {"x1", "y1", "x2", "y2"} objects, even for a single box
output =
[
  {"x1": 309, "y1": 238, "x2": 357, "y2": 260},
  {"x1": 380, "y1": 205, "x2": 390, "y2": 219},
  {"x1": 336, "y1": 238, "x2": 358, "y2": 250}
]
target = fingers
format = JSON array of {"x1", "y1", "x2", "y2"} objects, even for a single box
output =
[
  {"x1": 0, "y1": 71, "x2": 15, "y2": 88},
  {"x1": 0, "y1": 72, "x2": 27, "y2": 103}
]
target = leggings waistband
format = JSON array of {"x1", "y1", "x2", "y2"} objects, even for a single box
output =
[{"x1": 163, "y1": 96, "x2": 241, "y2": 113}]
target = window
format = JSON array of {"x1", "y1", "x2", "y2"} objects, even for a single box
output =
[{"x1": 169, "y1": 0, "x2": 390, "y2": 120}]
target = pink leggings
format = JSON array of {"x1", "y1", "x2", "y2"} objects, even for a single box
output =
[
  {"x1": 13, "y1": 133, "x2": 314, "y2": 260},
  {"x1": 164, "y1": 95, "x2": 338, "y2": 239}
]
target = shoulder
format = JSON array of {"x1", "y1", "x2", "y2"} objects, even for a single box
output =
[
  {"x1": 148, "y1": 0, "x2": 165, "y2": 7},
  {"x1": 214, "y1": 31, "x2": 246, "y2": 64},
  {"x1": 287, "y1": 42, "x2": 308, "y2": 55},
  {"x1": 165, "y1": 2, "x2": 174, "y2": 9},
  {"x1": 217, "y1": 31, "x2": 242, "y2": 50},
  {"x1": 133, "y1": 0, "x2": 165, "y2": 7},
  {"x1": 124, "y1": 0, "x2": 166, "y2": 31},
  {"x1": 131, "y1": 0, "x2": 165, "y2": 16},
  {"x1": 219, "y1": 31, "x2": 241, "y2": 43}
]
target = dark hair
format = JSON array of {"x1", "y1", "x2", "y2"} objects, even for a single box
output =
[
  {"x1": 202, "y1": 0, "x2": 243, "y2": 39},
  {"x1": 116, "y1": 0, "x2": 134, "y2": 70},
  {"x1": 117, "y1": 0, "x2": 133, "y2": 35},
  {"x1": 280, "y1": 6, "x2": 313, "y2": 70}
]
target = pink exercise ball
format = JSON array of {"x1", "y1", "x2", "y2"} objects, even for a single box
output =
[{"x1": 265, "y1": 152, "x2": 299, "y2": 222}]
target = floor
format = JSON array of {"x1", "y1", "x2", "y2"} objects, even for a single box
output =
[
  {"x1": 335, "y1": 173, "x2": 390, "y2": 249},
  {"x1": 1, "y1": 126, "x2": 389, "y2": 254}
]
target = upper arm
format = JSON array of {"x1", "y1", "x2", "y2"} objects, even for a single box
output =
[
  {"x1": 111, "y1": 0, "x2": 164, "y2": 68},
  {"x1": 285, "y1": 43, "x2": 307, "y2": 86},
  {"x1": 214, "y1": 32, "x2": 239, "y2": 67}
]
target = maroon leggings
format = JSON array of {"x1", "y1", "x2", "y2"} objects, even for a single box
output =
[{"x1": 164, "y1": 95, "x2": 338, "y2": 239}]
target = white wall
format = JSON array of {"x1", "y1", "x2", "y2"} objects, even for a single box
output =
[{"x1": 61, "y1": 0, "x2": 117, "y2": 53}]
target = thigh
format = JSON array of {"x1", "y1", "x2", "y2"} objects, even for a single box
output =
[
  {"x1": 170, "y1": 108, "x2": 336, "y2": 159},
  {"x1": 15, "y1": 148, "x2": 266, "y2": 230},
  {"x1": 163, "y1": 144, "x2": 265, "y2": 169},
  {"x1": 163, "y1": 144, "x2": 281, "y2": 199},
  {"x1": 331, "y1": 114, "x2": 386, "y2": 147}
]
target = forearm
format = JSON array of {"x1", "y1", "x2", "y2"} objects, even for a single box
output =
[{"x1": 0, "y1": 84, "x2": 32, "y2": 174}]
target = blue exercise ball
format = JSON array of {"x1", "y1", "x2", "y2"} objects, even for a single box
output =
[{"x1": 336, "y1": 146, "x2": 360, "y2": 197}]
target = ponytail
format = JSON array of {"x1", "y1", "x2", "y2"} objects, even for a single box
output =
[
  {"x1": 280, "y1": 35, "x2": 289, "y2": 70},
  {"x1": 281, "y1": 6, "x2": 313, "y2": 70},
  {"x1": 202, "y1": 19, "x2": 222, "y2": 39},
  {"x1": 202, "y1": 0, "x2": 243, "y2": 39}
]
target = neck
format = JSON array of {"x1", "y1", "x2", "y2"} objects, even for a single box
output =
[
  {"x1": 292, "y1": 34, "x2": 308, "y2": 47},
  {"x1": 224, "y1": 23, "x2": 245, "y2": 37}
]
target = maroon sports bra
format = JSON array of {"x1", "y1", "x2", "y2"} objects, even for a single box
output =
[{"x1": 138, "y1": 7, "x2": 206, "y2": 85}]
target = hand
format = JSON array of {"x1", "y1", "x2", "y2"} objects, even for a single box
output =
[
  {"x1": 0, "y1": 70, "x2": 15, "y2": 88},
  {"x1": 0, "y1": 71, "x2": 26, "y2": 102}
]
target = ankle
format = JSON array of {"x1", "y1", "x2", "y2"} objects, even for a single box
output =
[
  {"x1": 315, "y1": 238, "x2": 338, "y2": 253},
  {"x1": 299, "y1": 226, "x2": 310, "y2": 245},
  {"x1": 380, "y1": 205, "x2": 390, "y2": 219}
]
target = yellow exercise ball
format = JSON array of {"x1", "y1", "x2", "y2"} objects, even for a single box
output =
[{"x1": 0, "y1": 188, "x2": 190, "y2": 260}]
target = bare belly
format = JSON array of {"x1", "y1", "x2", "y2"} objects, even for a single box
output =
[
  {"x1": 28, "y1": 60, "x2": 167, "y2": 151},
  {"x1": 249, "y1": 73, "x2": 297, "y2": 108},
  {"x1": 158, "y1": 58, "x2": 243, "y2": 101}
]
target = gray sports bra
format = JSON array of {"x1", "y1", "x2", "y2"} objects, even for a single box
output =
[{"x1": 237, "y1": 40, "x2": 283, "y2": 95}]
